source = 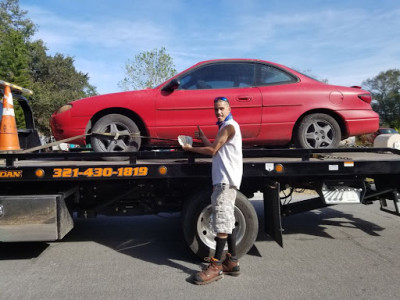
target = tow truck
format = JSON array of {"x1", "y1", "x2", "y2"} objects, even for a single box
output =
[{"x1": 1, "y1": 82, "x2": 399, "y2": 259}]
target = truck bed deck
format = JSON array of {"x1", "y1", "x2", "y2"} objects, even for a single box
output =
[
  {"x1": 1, "y1": 148, "x2": 399, "y2": 182},
  {"x1": 2, "y1": 147, "x2": 400, "y2": 166}
]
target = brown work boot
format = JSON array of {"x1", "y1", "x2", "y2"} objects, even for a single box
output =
[
  {"x1": 222, "y1": 253, "x2": 240, "y2": 276},
  {"x1": 194, "y1": 257, "x2": 223, "y2": 285}
]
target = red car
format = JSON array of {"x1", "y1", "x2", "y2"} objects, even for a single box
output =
[{"x1": 51, "y1": 59, "x2": 379, "y2": 153}]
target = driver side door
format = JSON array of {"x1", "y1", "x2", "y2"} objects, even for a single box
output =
[{"x1": 155, "y1": 61, "x2": 262, "y2": 140}]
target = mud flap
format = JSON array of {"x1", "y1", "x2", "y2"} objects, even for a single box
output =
[
  {"x1": 379, "y1": 190, "x2": 400, "y2": 216},
  {"x1": 263, "y1": 180, "x2": 283, "y2": 247}
]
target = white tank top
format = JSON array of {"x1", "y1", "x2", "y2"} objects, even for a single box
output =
[{"x1": 212, "y1": 119, "x2": 243, "y2": 189}]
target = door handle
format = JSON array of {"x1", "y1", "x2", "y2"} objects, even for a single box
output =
[{"x1": 236, "y1": 96, "x2": 252, "y2": 102}]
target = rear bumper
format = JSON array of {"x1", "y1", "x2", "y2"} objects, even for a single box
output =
[
  {"x1": 0, "y1": 191, "x2": 75, "y2": 242},
  {"x1": 339, "y1": 110, "x2": 379, "y2": 137}
]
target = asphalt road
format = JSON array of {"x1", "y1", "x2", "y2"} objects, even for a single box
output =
[{"x1": 1, "y1": 193, "x2": 400, "y2": 300}]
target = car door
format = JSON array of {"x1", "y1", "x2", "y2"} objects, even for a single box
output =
[
  {"x1": 155, "y1": 61, "x2": 262, "y2": 141},
  {"x1": 255, "y1": 63, "x2": 301, "y2": 144}
]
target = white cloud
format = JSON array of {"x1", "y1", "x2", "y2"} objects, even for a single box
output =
[
  {"x1": 25, "y1": 5, "x2": 172, "y2": 54},
  {"x1": 23, "y1": 5, "x2": 177, "y2": 93},
  {"x1": 21, "y1": 2, "x2": 400, "y2": 94}
]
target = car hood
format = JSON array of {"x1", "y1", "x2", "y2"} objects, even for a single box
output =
[
  {"x1": 69, "y1": 88, "x2": 157, "y2": 114},
  {"x1": 72, "y1": 89, "x2": 154, "y2": 104}
]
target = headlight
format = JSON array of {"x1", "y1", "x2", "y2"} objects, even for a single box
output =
[{"x1": 57, "y1": 104, "x2": 72, "y2": 114}]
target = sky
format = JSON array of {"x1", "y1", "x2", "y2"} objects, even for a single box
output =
[{"x1": 19, "y1": 0, "x2": 400, "y2": 95}]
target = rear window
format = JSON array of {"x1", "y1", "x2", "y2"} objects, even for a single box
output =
[{"x1": 256, "y1": 64, "x2": 297, "y2": 85}]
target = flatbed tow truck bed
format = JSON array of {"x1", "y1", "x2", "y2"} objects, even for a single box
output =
[
  {"x1": 5, "y1": 150, "x2": 400, "y2": 165},
  {"x1": 2, "y1": 147, "x2": 400, "y2": 173},
  {"x1": 1, "y1": 147, "x2": 400, "y2": 258}
]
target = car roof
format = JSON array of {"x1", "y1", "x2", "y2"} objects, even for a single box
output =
[{"x1": 185, "y1": 58, "x2": 307, "y2": 81}]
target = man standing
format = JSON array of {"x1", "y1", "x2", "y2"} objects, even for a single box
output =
[{"x1": 182, "y1": 96, "x2": 243, "y2": 285}]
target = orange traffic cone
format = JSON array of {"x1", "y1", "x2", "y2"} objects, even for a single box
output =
[{"x1": 0, "y1": 84, "x2": 21, "y2": 151}]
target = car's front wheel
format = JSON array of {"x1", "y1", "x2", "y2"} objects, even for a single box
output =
[
  {"x1": 295, "y1": 113, "x2": 341, "y2": 149},
  {"x1": 91, "y1": 114, "x2": 141, "y2": 159}
]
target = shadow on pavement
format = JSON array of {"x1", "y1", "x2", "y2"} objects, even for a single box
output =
[
  {"x1": 0, "y1": 242, "x2": 49, "y2": 260},
  {"x1": 251, "y1": 199, "x2": 385, "y2": 243},
  {"x1": 63, "y1": 213, "x2": 198, "y2": 276},
  {"x1": 0, "y1": 199, "x2": 385, "y2": 269}
]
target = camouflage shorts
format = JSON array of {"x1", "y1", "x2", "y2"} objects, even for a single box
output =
[{"x1": 211, "y1": 184, "x2": 237, "y2": 234}]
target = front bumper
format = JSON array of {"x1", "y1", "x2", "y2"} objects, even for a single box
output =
[{"x1": 50, "y1": 111, "x2": 88, "y2": 145}]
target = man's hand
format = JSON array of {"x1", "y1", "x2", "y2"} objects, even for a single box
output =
[
  {"x1": 195, "y1": 125, "x2": 212, "y2": 147},
  {"x1": 182, "y1": 144, "x2": 192, "y2": 151},
  {"x1": 195, "y1": 125, "x2": 205, "y2": 139}
]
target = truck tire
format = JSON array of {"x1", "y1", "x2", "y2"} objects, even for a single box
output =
[
  {"x1": 182, "y1": 190, "x2": 258, "y2": 259},
  {"x1": 91, "y1": 114, "x2": 141, "y2": 160},
  {"x1": 295, "y1": 113, "x2": 341, "y2": 149}
]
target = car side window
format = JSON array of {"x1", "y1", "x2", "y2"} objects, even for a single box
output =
[
  {"x1": 257, "y1": 64, "x2": 296, "y2": 85},
  {"x1": 179, "y1": 63, "x2": 255, "y2": 90}
]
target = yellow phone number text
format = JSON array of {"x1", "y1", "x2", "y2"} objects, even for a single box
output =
[{"x1": 53, "y1": 167, "x2": 148, "y2": 178}]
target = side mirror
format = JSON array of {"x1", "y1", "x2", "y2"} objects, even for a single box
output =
[{"x1": 161, "y1": 78, "x2": 180, "y2": 93}]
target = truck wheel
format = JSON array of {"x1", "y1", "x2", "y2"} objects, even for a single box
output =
[
  {"x1": 182, "y1": 190, "x2": 258, "y2": 259},
  {"x1": 91, "y1": 114, "x2": 141, "y2": 160},
  {"x1": 295, "y1": 113, "x2": 341, "y2": 148}
]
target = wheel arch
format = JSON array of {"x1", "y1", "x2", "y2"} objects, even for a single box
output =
[
  {"x1": 86, "y1": 108, "x2": 149, "y2": 145},
  {"x1": 292, "y1": 109, "x2": 348, "y2": 143},
  {"x1": 181, "y1": 189, "x2": 258, "y2": 259}
]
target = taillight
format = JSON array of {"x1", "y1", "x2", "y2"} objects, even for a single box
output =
[
  {"x1": 358, "y1": 94, "x2": 372, "y2": 104},
  {"x1": 57, "y1": 104, "x2": 72, "y2": 114}
]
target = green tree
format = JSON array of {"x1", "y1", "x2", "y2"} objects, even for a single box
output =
[
  {"x1": 0, "y1": 0, "x2": 96, "y2": 135},
  {"x1": 0, "y1": 0, "x2": 34, "y2": 85},
  {"x1": 29, "y1": 44, "x2": 97, "y2": 134},
  {"x1": 0, "y1": 0, "x2": 35, "y2": 37},
  {"x1": 0, "y1": 0, "x2": 35, "y2": 128},
  {"x1": 363, "y1": 69, "x2": 400, "y2": 128},
  {"x1": 119, "y1": 47, "x2": 177, "y2": 91}
]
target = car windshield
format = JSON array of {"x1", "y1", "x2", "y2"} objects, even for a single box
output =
[{"x1": 380, "y1": 128, "x2": 398, "y2": 134}]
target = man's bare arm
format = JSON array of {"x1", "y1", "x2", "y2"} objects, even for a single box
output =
[{"x1": 183, "y1": 125, "x2": 235, "y2": 156}]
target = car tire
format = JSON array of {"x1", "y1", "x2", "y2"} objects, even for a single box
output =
[
  {"x1": 181, "y1": 189, "x2": 258, "y2": 259},
  {"x1": 295, "y1": 113, "x2": 341, "y2": 149},
  {"x1": 91, "y1": 114, "x2": 141, "y2": 160}
]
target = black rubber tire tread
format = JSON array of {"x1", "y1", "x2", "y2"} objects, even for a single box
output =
[
  {"x1": 294, "y1": 113, "x2": 341, "y2": 149},
  {"x1": 181, "y1": 190, "x2": 258, "y2": 259},
  {"x1": 91, "y1": 114, "x2": 141, "y2": 161}
]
